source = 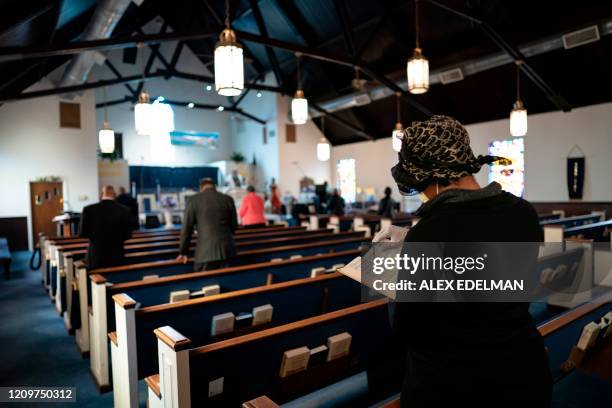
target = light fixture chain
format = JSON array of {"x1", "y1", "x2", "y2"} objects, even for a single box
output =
[
  {"x1": 516, "y1": 64, "x2": 520, "y2": 101},
  {"x1": 225, "y1": 0, "x2": 230, "y2": 29},
  {"x1": 396, "y1": 92, "x2": 401, "y2": 122},
  {"x1": 415, "y1": 0, "x2": 420, "y2": 49},
  {"x1": 103, "y1": 86, "x2": 108, "y2": 123}
]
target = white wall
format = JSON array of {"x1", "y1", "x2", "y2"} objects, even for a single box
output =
[
  {"x1": 0, "y1": 77, "x2": 99, "y2": 246},
  {"x1": 276, "y1": 95, "x2": 332, "y2": 196},
  {"x1": 331, "y1": 102, "x2": 612, "y2": 203},
  {"x1": 93, "y1": 21, "x2": 233, "y2": 167},
  {"x1": 465, "y1": 102, "x2": 612, "y2": 202},
  {"x1": 230, "y1": 74, "x2": 279, "y2": 191}
]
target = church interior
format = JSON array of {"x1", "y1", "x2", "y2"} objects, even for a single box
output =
[{"x1": 1, "y1": 0, "x2": 612, "y2": 407}]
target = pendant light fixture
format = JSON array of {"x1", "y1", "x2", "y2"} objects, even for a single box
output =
[
  {"x1": 406, "y1": 0, "x2": 429, "y2": 94},
  {"x1": 317, "y1": 115, "x2": 330, "y2": 162},
  {"x1": 510, "y1": 62, "x2": 528, "y2": 137},
  {"x1": 99, "y1": 86, "x2": 115, "y2": 154},
  {"x1": 134, "y1": 42, "x2": 153, "y2": 135},
  {"x1": 214, "y1": 0, "x2": 244, "y2": 96},
  {"x1": 392, "y1": 92, "x2": 404, "y2": 152},
  {"x1": 291, "y1": 53, "x2": 308, "y2": 125}
]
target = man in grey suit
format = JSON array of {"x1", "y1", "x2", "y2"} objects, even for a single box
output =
[{"x1": 176, "y1": 178, "x2": 238, "y2": 271}]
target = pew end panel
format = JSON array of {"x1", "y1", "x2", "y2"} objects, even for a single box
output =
[
  {"x1": 74, "y1": 260, "x2": 90, "y2": 357},
  {"x1": 154, "y1": 326, "x2": 192, "y2": 408},
  {"x1": 110, "y1": 293, "x2": 139, "y2": 407},
  {"x1": 90, "y1": 274, "x2": 111, "y2": 392}
]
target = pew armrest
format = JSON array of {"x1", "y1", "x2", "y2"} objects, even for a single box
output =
[
  {"x1": 90, "y1": 274, "x2": 107, "y2": 284},
  {"x1": 154, "y1": 326, "x2": 192, "y2": 351},
  {"x1": 145, "y1": 374, "x2": 161, "y2": 399},
  {"x1": 112, "y1": 293, "x2": 137, "y2": 309},
  {"x1": 242, "y1": 396, "x2": 279, "y2": 408}
]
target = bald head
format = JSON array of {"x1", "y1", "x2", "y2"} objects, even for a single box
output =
[{"x1": 101, "y1": 185, "x2": 116, "y2": 200}]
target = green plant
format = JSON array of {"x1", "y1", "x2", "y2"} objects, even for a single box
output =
[{"x1": 230, "y1": 152, "x2": 245, "y2": 163}]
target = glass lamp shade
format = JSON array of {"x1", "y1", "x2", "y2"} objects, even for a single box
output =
[
  {"x1": 407, "y1": 48, "x2": 429, "y2": 94},
  {"x1": 134, "y1": 91, "x2": 153, "y2": 135},
  {"x1": 392, "y1": 122, "x2": 404, "y2": 152},
  {"x1": 292, "y1": 90, "x2": 308, "y2": 125},
  {"x1": 151, "y1": 101, "x2": 175, "y2": 134},
  {"x1": 214, "y1": 29, "x2": 244, "y2": 97},
  {"x1": 510, "y1": 100, "x2": 528, "y2": 137},
  {"x1": 98, "y1": 123, "x2": 115, "y2": 154},
  {"x1": 317, "y1": 138, "x2": 330, "y2": 162}
]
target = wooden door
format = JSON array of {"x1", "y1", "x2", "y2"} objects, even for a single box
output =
[{"x1": 30, "y1": 182, "x2": 63, "y2": 243}]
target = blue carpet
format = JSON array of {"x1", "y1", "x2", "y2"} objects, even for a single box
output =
[{"x1": 0, "y1": 251, "x2": 147, "y2": 407}]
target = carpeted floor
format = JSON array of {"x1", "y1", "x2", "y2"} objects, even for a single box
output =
[{"x1": 0, "y1": 251, "x2": 146, "y2": 407}]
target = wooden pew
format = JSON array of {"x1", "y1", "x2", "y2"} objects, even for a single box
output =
[
  {"x1": 52, "y1": 227, "x2": 325, "y2": 316},
  {"x1": 146, "y1": 298, "x2": 390, "y2": 407},
  {"x1": 271, "y1": 291, "x2": 612, "y2": 408},
  {"x1": 72, "y1": 237, "x2": 366, "y2": 356},
  {"x1": 88, "y1": 250, "x2": 359, "y2": 392},
  {"x1": 540, "y1": 213, "x2": 604, "y2": 228},
  {"x1": 109, "y1": 273, "x2": 362, "y2": 406},
  {"x1": 539, "y1": 212, "x2": 562, "y2": 222}
]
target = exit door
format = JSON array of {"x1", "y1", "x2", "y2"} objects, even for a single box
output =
[{"x1": 30, "y1": 182, "x2": 63, "y2": 244}]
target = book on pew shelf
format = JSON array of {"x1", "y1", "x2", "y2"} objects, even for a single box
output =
[
  {"x1": 235, "y1": 312, "x2": 253, "y2": 329},
  {"x1": 142, "y1": 274, "x2": 159, "y2": 280},
  {"x1": 597, "y1": 320, "x2": 609, "y2": 341},
  {"x1": 279, "y1": 346, "x2": 310, "y2": 378},
  {"x1": 331, "y1": 263, "x2": 345, "y2": 271},
  {"x1": 252, "y1": 304, "x2": 273, "y2": 326},
  {"x1": 310, "y1": 267, "x2": 326, "y2": 278},
  {"x1": 290, "y1": 254, "x2": 303, "y2": 259},
  {"x1": 212, "y1": 312, "x2": 235, "y2": 336},
  {"x1": 169, "y1": 289, "x2": 190, "y2": 303},
  {"x1": 271, "y1": 258, "x2": 283, "y2": 262},
  {"x1": 208, "y1": 377, "x2": 224, "y2": 398},
  {"x1": 309, "y1": 345, "x2": 328, "y2": 367},
  {"x1": 203, "y1": 284, "x2": 221, "y2": 296},
  {"x1": 327, "y1": 332, "x2": 352, "y2": 362},
  {"x1": 577, "y1": 322, "x2": 600, "y2": 351}
]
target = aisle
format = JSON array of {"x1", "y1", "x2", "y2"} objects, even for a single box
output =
[{"x1": 0, "y1": 251, "x2": 145, "y2": 407}]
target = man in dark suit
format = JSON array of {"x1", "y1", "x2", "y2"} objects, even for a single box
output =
[
  {"x1": 79, "y1": 185, "x2": 132, "y2": 269},
  {"x1": 116, "y1": 186, "x2": 139, "y2": 230},
  {"x1": 176, "y1": 178, "x2": 238, "y2": 271}
]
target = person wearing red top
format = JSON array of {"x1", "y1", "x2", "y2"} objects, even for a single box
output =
[{"x1": 239, "y1": 186, "x2": 267, "y2": 227}]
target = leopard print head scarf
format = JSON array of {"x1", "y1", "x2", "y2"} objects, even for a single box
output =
[{"x1": 391, "y1": 115, "x2": 511, "y2": 195}]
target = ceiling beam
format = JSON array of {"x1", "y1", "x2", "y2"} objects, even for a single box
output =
[
  {"x1": 272, "y1": 0, "x2": 320, "y2": 46},
  {"x1": 105, "y1": 59, "x2": 137, "y2": 96},
  {"x1": 334, "y1": 0, "x2": 356, "y2": 59},
  {"x1": 0, "y1": 71, "x2": 166, "y2": 103},
  {"x1": 95, "y1": 95, "x2": 133, "y2": 108},
  {"x1": 250, "y1": 0, "x2": 284, "y2": 88},
  {"x1": 0, "y1": 1, "x2": 59, "y2": 38},
  {"x1": 310, "y1": 102, "x2": 374, "y2": 141},
  {"x1": 168, "y1": 69, "x2": 282, "y2": 93},
  {"x1": 425, "y1": 0, "x2": 571, "y2": 112}
]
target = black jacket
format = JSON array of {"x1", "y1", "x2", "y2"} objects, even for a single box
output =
[
  {"x1": 378, "y1": 196, "x2": 395, "y2": 218},
  {"x1": 116, "y1": 193, "x2": 139, "y2": 230},
  {"x1": 326, "y1": 195, "x2": 345, "y2": 215},
  {"x1": 394, "y1": 183, "x2": 552, "y2": 407},
  {"x1": 179, "y1": 188, "x2": 238, "y2": 263},
  {"x1": 79, "y1": 199, "x2": 132, "y2": 269}
]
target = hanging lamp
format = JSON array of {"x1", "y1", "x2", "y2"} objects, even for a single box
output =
[
  {"x1": 134, "y1": 42, "x2": 153, "y2": 135},
  {"x1": 214, "y1": 0, "x2": 244, "y2": 96},
  {"x1": 392, "y1": 92, "x2": 404, "y2": 152},
  {"x1": 510, "y1": 62, "x2": 528, "y2": 137},
  {"x1": 317, "y1": 115, "x2": 330, "y2": 161},
  {"x1": 99, "y1": 86, "x2": 115, "y2": 154},
  {"x1": 406, "y1": 0, "x2": 429, "y2": 94},
  {"x1": 291, "y1": 53, "x2": 308, "y2": 125}
]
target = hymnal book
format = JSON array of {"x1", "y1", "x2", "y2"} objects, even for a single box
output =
[
  {"x1": 604, "y1": 312, "x2": 612, "y2": 338},
  {"x1": 290, "y1": 254, "x2": 303, "y2": 259},
  {"x1": 331, "y1": 264, "x2": 345, "y2": 271},
  {"x1": 279, "y1": 346, "x2": 310, "y2": 378},
  {"x1": 169, "y1": 289, "x2": 190, "y2": 303},
  {"x1": 142, "y1": 274, "x2": 159, "y2": 280},
  {"x1": 327, "y1": 332, "x2": 352, "y2": 362},
  {"x1": 271, "y1": 258, "x2": 283, "y2": 262},
  {"x1": 309, "y1": 345, "x2": 328, "y2": 367},
  {"x1": 235, "y1": 312, "x2": 253, "y2": 329},
  {"x1": 310, "y1": 267, "x2": 326, "y2": 278},
  {"x1": 203, "y1": 284, "x2": 221, "y2": 296},
  {"x1": 252, "y1": 304, "x2": 273, "y2": 326},
  {"x1": 577, "y1": 322, "x2": 600, "y2": 351},
  {"x1": 211, "y1": 312, "x2": 235, "y2": 336}
]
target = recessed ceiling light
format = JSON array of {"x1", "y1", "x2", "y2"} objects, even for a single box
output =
[
  {"x1": 217, "y1": 106, "x2": 225, "y2": 112},
  {"x1": 187, "y1": 102, "x2": 195, "y2": 109},
  {"x1": 256, "y1": 91, "x2": 262, "y2": 98},
  {"x1": 206, "y1": 84, "x2": 213, "y2": 91}
]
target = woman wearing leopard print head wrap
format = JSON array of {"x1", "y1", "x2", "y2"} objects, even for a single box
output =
[{"x1": 388, "y1": 115, "x2": 551, "y2": 407}]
